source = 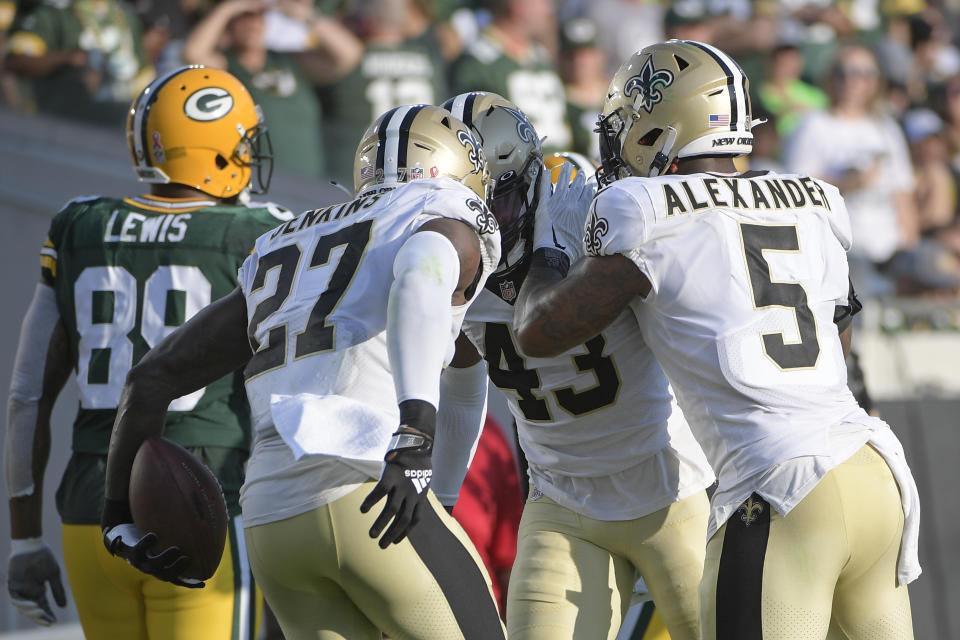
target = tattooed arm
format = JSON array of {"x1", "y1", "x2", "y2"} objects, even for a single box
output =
[{"x1": 513, "y1": 254, "x2": 650, "y2": 358}]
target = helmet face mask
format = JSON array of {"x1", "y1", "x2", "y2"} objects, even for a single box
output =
[
  {"x1": 443, "y1": 92, "x2": 543, "y2": 266},
  {"x1": 596, "y1": 109, "x2": 629, "y2": 186},
  {"x1": 598, "y1": 40, "x2": 755, "y2": 183},
  {"x1": 127, "y1": 65, "x2": 273, "y2": 198},
  {"x1": 234, "y1": 123, "x2": 274, "y2": 194},
  {"x1": 490, "y1": 151, "x2": 541, "y2": 261}
]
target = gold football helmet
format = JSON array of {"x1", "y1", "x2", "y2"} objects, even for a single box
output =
[
  {"x1": 597, "y1": 40, "x2": 756, "y2": 183},
  {"x1": 353, "y1": 104, "x2": 490, "y2": 203},
  {"x1": 544, "y1": 151, "x2": 596, "y2": 185},
  {"x1": 126, "y1": 65, "x2": 273, "y2": 198},
  {"x1": 442, "y1": 92, "x2": 543, "y2": 263}
]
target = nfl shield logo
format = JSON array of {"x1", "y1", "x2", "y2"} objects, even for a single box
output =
[
  {"x1": 499, "y1": 280, "x2": 516, "y2": 301},
  {"x1": 411, "y1": 167, "x2": 424, "y2": 180}
]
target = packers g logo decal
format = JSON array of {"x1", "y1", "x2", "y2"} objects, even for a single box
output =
[
  {"x1": 624, "y1": 57, "x2": 674, "y2": 114},
  {"x1": 184, "y1": 87, "x2": 234, "y2": 121}
]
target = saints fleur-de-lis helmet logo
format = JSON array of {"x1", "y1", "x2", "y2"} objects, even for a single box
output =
[{"x1": 623, "y1": 56, "x2": 675, "y2": 114}]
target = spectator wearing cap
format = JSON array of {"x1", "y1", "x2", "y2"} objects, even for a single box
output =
[
  {"x1": 757, "y1": 40, "x2": 828, "y2": 137},
  {"x1": 449, "y1": 0, "x2": 571, "y2": 152},
  {"x1": 183, "y1": 0, "x2": 361, "y2": 179},
  {"x1": 663, "y1": 2, "x2": 713, "y2": 42},
  {"x1": 785, "y1": 45, "x2": 919, "y2": 296},
  {"x1": 4, "y1": 0, "x2": 153, "y2": 125},
  {"x1": 317, "y1": 0, "x2": 450, "y2": 185},
  {"x1": 904, "y1": 109, "x2": 957, "y2": 237},
  {"x1": 903, "y1": 108, "x2": 960, "y2": 267},
  {"x1": 558, "y1": 16, "x2": 606, "y2": 161}
]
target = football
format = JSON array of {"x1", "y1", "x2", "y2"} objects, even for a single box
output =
[{"x1": 129, "y1": 436, "x2": 228, "y2": 580}]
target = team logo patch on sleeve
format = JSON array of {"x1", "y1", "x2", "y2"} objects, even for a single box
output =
[
  {"x1": 624, "y1": 56, "x2": 674, "y2": 114},
  {"x1": 467, "y1": 198, "x2": 498, "y2": 235},
  {"x1": 584, "y1": 210, "x2": 609, "y2": 256}
]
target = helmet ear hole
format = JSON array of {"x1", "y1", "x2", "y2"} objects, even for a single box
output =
[
  {"x1": 215, "y1": 154, "x2": 229, "y2": 170},
  {"x1": 638, "y1": 128, "x2": 664, "y2": 146}
]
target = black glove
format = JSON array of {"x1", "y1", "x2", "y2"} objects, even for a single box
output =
[
  {"x1": 360, "y1": 400, "x2": 436, "y2": 548},
  {"x1": 8, "y1": 539, "x2": 67, "y2": 626},
  {"x1": 101, "y1": 498, "x2": 203, "y2": 588}
]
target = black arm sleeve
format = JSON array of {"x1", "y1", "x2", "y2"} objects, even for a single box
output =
[{"x1": 833, "y1": 277, "x2": 863, "y2": 334}]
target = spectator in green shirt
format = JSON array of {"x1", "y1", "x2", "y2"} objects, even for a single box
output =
[
  {"x1": 5, "y1": 0, "x2": 152, "y2": 126},
  {"x1": 758, "y1": 42, "x2": 829, "y2": 137},
  {"x1": 316, "y1": 0, "x2": 451, "y2": 185},
  {"x1": 183, "y1": 0, "x2": 362, "y2": 179},
  {"x1": 449, "y1": 0, "x2": 571, "y2": 152}
]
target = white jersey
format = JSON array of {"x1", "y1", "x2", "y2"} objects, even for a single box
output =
[
  {"x1": 237, "y1": 178, "x2": 500, "y2": 526},
  {"x1": 586, "y1": 171, "x2": 920, "y2": 570},
  {"x1": 463, "y1": 273, "x2": 714, "y2": 521}
]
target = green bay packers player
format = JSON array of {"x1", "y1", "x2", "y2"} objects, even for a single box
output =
[
  {"x1": 438, "y1": 92, "x2": 714, "y2": 640},
  {"x1": 512, "y1": 40, "x2": 920, "y2": 639},
  {"x1": 102, "y1": 104, "x2": 507, "y2": 640},
  {"x1": 4, "y1": 65, "x2": 288, "y2": 638}
]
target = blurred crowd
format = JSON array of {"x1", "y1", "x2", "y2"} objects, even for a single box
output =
[{"x1": 5, "y1": 0, "x2": 960, "y2": 299}]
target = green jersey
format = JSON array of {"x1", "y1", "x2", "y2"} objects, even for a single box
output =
[
  {"x1": 6, "y1": 0, "x2": 151, "y2": 124},
  {"x1": 41, "y1": 193, "x2": 292, "y2": 456},
  {"x1": 227, "y1": 50, "x2": 324, "y2": 178},
  {"x1": 565, "y1": 99, "x2": 600, "y2": 161},
  {"x1": 450, "y1": 30, "x2": 572, "y2": 152},
  {"x1": 318, "y1": 39, "x2": 448, "y2": 182}
]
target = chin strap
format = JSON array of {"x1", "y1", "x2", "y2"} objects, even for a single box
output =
[{"x1": 649, "y1": 126, "x2": 678, "y2": 177}]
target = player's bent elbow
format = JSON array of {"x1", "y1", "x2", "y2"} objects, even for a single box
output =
[
  {"x1": 123, "y1": 360, "x2": 178, "y2": 408},
  {"x1": 514, "y1": 325, "x2": 560, "y2": 359}
]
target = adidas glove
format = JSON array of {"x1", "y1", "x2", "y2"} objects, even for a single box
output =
[{"x1": 360, "y1": 400, "x2": 436, "y2": 548}]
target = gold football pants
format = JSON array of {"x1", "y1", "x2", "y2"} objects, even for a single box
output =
[
  {"x1": 243, "y1": 482, "x2": 505, "y2": 640},
  {"x1": 701, "y1": 444, "x2": 913, "y2": 639},
  {"x1": 507, "y1": 491, "x2": 709, "y2": 640},
  {"x1": 62, "y1": 517, "x2": 260, "y2": 640}
]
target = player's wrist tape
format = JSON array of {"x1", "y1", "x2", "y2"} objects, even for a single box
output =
[
  {"x1": 398, "y1": 399, "x2": 437, "y2": 440},
  {"x1": 531, "y1": 247, "x2": 571, "y2": 277},
  {"x1": 387, "y1": 432, "x2": 433, "y2": 453},
  {"x1": 9, "y1": 537, "x2": 43, "y2": 556},
  {"x1": 101, "y1": 498, "x2": 133, "y2": 529}
]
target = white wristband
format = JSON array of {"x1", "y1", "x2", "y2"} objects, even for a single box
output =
[{"x1": 10, "y1": 537, "x2": 44, "y2": 557}]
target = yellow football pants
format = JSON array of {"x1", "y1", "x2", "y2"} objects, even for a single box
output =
[
  {"x1": 507, "y1": 491, "x2": 709, "y2": 640},
  {"x1": 244, "y1": 482, "x2": 505, "y2": 640},
  {"x1": 62, "y1": 517, "x2": 260, "y2": 640},
  {"x1": 700, "y1": 444, "x2": 913, "y2": 639}
]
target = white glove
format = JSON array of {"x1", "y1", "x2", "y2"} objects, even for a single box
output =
[
  {"x1": 8, "y1": 538, "x2": 67, "y2": 626},
  {"x1": 533, "y1": 161, "x2": 598, "y2": 262}
]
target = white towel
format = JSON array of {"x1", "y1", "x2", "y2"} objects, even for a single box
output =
[
  {"x1": 867, "y1": 425, "x2": 922, "y2": 586},
  {"x1": 269, "y1": 393, "x2": 395, "y2": 463}
]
